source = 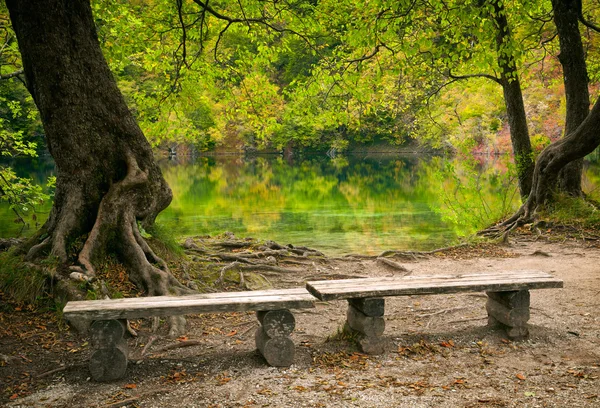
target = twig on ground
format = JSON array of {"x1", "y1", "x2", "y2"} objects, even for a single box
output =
[
  {"x1": 152, "y1": 340, "x2": 203, "y2": 354},
  {"x1": 417, "y1": 306, "x2": 468, "y2": 318},
  {"x1": 447, "y1": 317, "x2": 487, "y2": 324},
  {"x1": 101, "y1": 388, "x2": 170, "y2": 408},
  {"x1": 141, "y1": 335, "x2": 158, "y2": 357},
  {"x1": 36, "y1": 364, "x2": 83, "y2": 379}
]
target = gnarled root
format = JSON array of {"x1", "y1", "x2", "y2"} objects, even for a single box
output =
[
  {"x1": 24, "y1": 151, "x2": 194, "y2": 335},
  {"x1": 478, "y1": 197, "x2": 536, "y2": 240}
]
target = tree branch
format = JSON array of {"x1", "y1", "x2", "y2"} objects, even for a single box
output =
[
  {"x1": 448, "y1": 69, "x2": 502, "y2": 85},
  {"x1": 0, "y1": 68, "x2": 23, "y2": 80},
  {"x1": 577, "y1": 0, "x2": 600, "y2": 32}
]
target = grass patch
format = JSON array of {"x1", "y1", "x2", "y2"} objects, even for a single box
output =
[
  {"x1": 539, "y1": 194, "x2": 600, "y2": 231},
  {"x1": 0, "y1": 250, "x2": 49, "y2": 306},
  {"x1": 145, "y1": 222, "x2": 185, "y2": 260}
]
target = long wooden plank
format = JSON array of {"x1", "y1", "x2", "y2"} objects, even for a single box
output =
[
  {"x1": 308, "y1": 274, "x2": 562, "y2": 290},
  {"x1": 307, "y1": 271, "x2": 557, "y2": 287},
  {"x1": 307, "y1": 273, "x2": 560, "y2": 293},
  {"x1": 308, "y1": 273, "x2": 559, "y2": 291},
  {"x1": 308, "y1": 270, "x2": 554, "y2": 286},
  {"x1": 63, "y1": 288, "x2": 315, "y2": 321},
  {"x1": 306, "y1": 271, "x2": 563, "y2": 301},
  {"x1": 65, "y1": 288, "x2": 312, "y2": 308}
]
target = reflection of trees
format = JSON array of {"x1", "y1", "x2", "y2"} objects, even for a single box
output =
[
  {"x1": 4, "y1": 154, "x2": 599, "y2": 250},
  {"x1": 159, "y1": 155, "x2": 470, "y2": 254}
]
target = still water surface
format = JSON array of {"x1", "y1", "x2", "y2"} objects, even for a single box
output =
[{"x1": 3, "y1": 154, "x2": 599, "y2": 255}]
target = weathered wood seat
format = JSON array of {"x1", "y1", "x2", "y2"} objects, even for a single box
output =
[
  {"x1": 306, "y1": 271, "x2": 563, "y2": 354},
  {"x1": 63, "y1": 288, "x2": 315, "y2": 381}
]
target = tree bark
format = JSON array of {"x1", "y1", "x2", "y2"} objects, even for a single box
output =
[
  {"x1": 492, "y1": 0, "x2": 534, "y2": 200},
  {"x1": 6, "y1": 0, "x2": 190, "y2": 297},
  {"x1": 552, "y1": 0, "x2": 590, "y2": 196}
]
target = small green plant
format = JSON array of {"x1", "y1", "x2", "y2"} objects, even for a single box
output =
[
  {"x1": 326, "y1": 324, "x2": 361, "y2": 345},
  {"x1": 435, "y1": 158, "x2": 521, "y2": 236},
  {"x1": 143, "y1": 222, "x2": 184, "y2": 258}
]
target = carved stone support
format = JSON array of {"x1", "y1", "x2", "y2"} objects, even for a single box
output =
[
  {"x1": 345, "y1": 299, "x2": 386, "y2": 355},
  {"x1": 486, "y1": 290, "x2": 530, "y2": 340},
  {"x1": 88, "y1": 319, "x2": 129, "y2": 381},
  {"x1": 255, "y1": 309, "x2": 296, "y2": 366}
]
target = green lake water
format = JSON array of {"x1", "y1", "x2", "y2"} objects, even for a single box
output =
[{"x1": 3, "y1": 153, "x2": 600, "y2": 255}]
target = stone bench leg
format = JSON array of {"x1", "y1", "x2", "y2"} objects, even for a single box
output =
[
  {"x1": 89, "y1": 319, "x2": 129, "y2": 381},
  {"x1": 255, "y1": 309, "x2": 296, "y2": 367},
  {"x1": 344, "y1": 298, "x2": 386, "y2": 354},
  {"x1": 486, "y1": 290, "x2": 530, "y2": 340}
]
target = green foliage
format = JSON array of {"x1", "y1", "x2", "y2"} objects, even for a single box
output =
[
  {"x1": 0, "y1": 167, "x2": 52, "y2": 223},
  {"x1": 0, "y1": 88, "x2": 54, "y2": 228},
  {"x1": 433, "y1": 156, "x2": 521, "y2": 236},
  {"x1": 0, "y1": 251, "x2": 48, "y2": 305}
]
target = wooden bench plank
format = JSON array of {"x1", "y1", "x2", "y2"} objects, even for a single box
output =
[
  {"x1": 306, "y1": 271, "x2": 563, "y2": 301},
  {"x1": 63, "y1": 288, "x2": 315, "y2": 321}
]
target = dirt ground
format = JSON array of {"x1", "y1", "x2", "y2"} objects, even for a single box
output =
[{"x1": 1, "y1": 236, "x2": 599, "y2": 408}]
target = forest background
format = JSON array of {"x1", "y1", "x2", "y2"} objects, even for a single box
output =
[{"x1": 1, "y1": 0, "x2": 600, "y2": 243}]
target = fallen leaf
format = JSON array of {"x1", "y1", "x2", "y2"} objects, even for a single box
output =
[
  {"x1": 9, "y1": 394, "x2": 18, "y2": 400},
  {"x1": 123, "y1": 383, "x2": 137, "y2": 389},
  {"x1": 177, "y1": 336, "x2": 189, "y2": 342},
  {"x1": 226, "y1": 330, "x2": 237, "y2": 337},
  {"x1": 516, "y1": 373, "x2": 526, "y2": 381}
]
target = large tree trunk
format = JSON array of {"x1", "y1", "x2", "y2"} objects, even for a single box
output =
[
  {"x1": 484, "y1": 97, "x2": 600, "y2": 234},
  {"x1": 492, "y1": 0, "x2": 534, "y2": 200},
  {"x1": 6, "y1": 0, "x2": 191, "y2": 298},
  {"x1": 552, "y1": 0, "x2": 590, "y2": 196}
]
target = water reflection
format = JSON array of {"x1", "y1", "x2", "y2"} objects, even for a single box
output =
[
  {"x1": 158, "y1": 154, "x2": 519, "y2": 255},
  {"x1": 4, "y1": 153, "x2": 598, "y2": 255}
]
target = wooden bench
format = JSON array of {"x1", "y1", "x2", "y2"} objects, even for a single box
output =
[
  {"x1": 63, "y1": 288, "x2": 315, "y2": 381},
  {"x1": 306, "y1": 271, "x2": 563, "y2": 354}
]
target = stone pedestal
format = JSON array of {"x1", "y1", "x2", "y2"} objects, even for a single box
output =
[
  {"x1": 486, "y1": 290, "x2": 530, "y2": 340},
  {"x1": 89, "y1": 319, "x2": 129, "y2": 381},
  {"x1": 255, "y1": 309, "x2": 296, "y2": 366},
  {"x1": 344, "y1": 298, "x2": 386, "y2": 355}
]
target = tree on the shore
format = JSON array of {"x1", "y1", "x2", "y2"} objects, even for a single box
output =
[
  {"x1": 6, "y1": 0, "x2": 192, "y2": 299},
  {"x1": 484, "y1": 0, "x2": 600, "y2": 232},
  {"x1": 553, "y1": 0, "x2": 591, "y2": 196}
]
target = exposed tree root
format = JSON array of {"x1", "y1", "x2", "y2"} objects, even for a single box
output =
[
  {"x1": 0, "y1": 238, "x2": 23, "y2": 251},
  {"x1": 216, "y1": 261, "x2": 300, "y2": 286},
  {"x1": 376, "y1": 257, "x2": 411, "y2": 274},
  {"x1": 342, "y1": 244, "x2": 470, "y2": 261},
  {"x1": 22, "y1": 153, "x2": 194, "y2": 335}
]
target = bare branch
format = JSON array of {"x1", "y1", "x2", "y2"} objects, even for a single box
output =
[
  {"x1": 579, "y1": 15, "x2": 600, "y2": 32},
  {"x1": 448, "y1": 69, "x2": 502, "y2": 85}
]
